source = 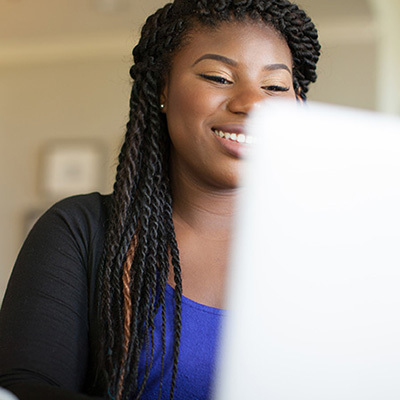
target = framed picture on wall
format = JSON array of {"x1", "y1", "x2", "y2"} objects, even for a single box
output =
[{"x1": 40, "y1": 140, "x2": 106, "y2": 199}]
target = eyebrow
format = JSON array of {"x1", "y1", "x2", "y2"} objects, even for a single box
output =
[
  {"x1": 192, "y1": 53, "x2": 292, "y2": 74},
  {"x1": 193, "y1": 54, "x2": 237, "y2": 67}
]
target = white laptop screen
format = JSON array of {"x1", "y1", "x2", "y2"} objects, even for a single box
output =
[{"x1": 215, "y1": 102, "x2": 400, "y2": 400}]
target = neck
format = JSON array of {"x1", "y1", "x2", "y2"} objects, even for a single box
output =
[{"x1": 170, "y1": 165, "x2": 239, "y2": 239}]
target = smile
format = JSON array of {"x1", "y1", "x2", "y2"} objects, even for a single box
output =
[{"x1": 212, "y1": 129, "x2": 254, "y2": 144}]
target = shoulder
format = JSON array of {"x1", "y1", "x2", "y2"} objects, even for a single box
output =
[
  {"x1": 23, "y1": 193, "x2": 112, "y2": 268},
  {"x1": 49, "y1": 192, "x2": 111, "y2": 226},
  {"x1": 37, "y1": 192, "x2": 111, "y2": 240}
]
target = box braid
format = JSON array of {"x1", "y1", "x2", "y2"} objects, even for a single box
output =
[{"x1": 96, "y1": 0, "x2": 320, "y2": 399}]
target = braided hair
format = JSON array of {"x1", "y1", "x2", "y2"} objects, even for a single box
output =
[{"x1": 96, "y1": 1, "x2": 321, "y2": 399}]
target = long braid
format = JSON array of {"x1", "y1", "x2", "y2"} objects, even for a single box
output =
[
  {"x1": 117, "y1": 235, "x2": 136, "y2": 400},
  {"x1": 96, "y1": 1, "x2": 320, "y2": 399},
  {"x1": 165, "y1": 196, "x2": 182, "y2": 400}
]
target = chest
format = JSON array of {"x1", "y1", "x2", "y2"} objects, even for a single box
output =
[
  {"x1": 170, "y1": 230, "x2": 230, "y2": 308},
  {"x1": 137, "y1": 284, "x2": 225, "y2": 399}
]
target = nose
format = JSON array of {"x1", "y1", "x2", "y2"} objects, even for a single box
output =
[{"x1": 227, "y1": 84, "x2": 265, "y2": 115}]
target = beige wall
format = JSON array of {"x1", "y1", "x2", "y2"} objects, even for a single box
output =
[
  {"x1": 0, "y1": 56, "x2": 131, "y2": 300},
  {"x1": 369, "y1": 0, "x2": 400, "y2": 114},
  {"x1": 1, "y1": 0, "x2": 399, "y2": 302},
  {"x1": 0, "y1": 0, "x2": 166, "y2": 302}
]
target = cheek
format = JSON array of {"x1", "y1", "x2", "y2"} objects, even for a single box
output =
[{"x1": 167, "y1": 81, "x2": 225, "y2": 127}]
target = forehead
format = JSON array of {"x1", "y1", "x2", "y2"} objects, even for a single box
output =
[{"x1": 172, "y1": 20, "x2": 292, "y2": 67}]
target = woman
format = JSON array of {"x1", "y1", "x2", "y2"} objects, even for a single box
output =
[{"x1": 0, "y1": 0, "x2": 320, "y2": 399}]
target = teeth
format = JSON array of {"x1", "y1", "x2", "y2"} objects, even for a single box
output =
[
  {"x1": 237, "y1": 134, "x2": 246, "y2": 143},
  {"x1": 213, "y1": 130, "x2": 254, "y2": 144}
]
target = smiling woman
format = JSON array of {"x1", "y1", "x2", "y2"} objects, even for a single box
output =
[{"x1": 0, "y1": 1, "x2": 320, "y2": 400}]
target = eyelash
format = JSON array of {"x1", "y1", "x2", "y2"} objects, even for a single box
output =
[
  {"x1": 199, "y1": 74, "x2": 232, "y2": 85},
  {"x1": 263, "y1": 85, "x2": 290, "y2": 92},
  {"x1": 199, "y1": 74, "x2": 289, "y2": 92}
]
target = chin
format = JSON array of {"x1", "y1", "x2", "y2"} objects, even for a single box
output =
[{"x1": 212, "y1": 171, "x2": 241, "y2": 191}]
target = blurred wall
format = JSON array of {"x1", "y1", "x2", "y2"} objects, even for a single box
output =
[
  {"x1": 0, "y1": 0, "x2": 166, "y2": 301},
  {"x1": 300, "y1": 0, "x2": 377, "y2": 110},
  {"x1": 1, "y1": 0, "x2": 399, "y2": 302},
  {"x1": 0, "y1": 57, "x2": 129, "y2": 300},
  {"x1": 369, "y1": 0, "x2": 400, "y2": 114}
]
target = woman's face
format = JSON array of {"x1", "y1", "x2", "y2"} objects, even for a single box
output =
[{"x1": 162, "y1": 21, "x2": 297, "y2": 190}]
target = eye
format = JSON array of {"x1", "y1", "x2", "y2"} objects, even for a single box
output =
[
  {"x1": 263, "y1": 85, "x2": 290, "y2": 92},
  {"x1": 199, "y1": 74, "x2": 232, "y2": 85}
]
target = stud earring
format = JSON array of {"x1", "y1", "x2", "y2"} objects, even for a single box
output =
[{"x1": 160, "y1": 104, "x2": 165, "y2": 110}]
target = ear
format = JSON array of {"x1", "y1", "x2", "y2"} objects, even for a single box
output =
[{"x1": 160, "y1": 79, "x2": 169, "y2": 113}]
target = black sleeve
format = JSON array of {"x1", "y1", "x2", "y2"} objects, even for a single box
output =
[{"x1": 0, "y1": 195, "x2": 106, "y2": 399}]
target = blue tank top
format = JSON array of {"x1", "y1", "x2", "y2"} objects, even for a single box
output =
[{"x1": 137, "y1": 284, "x2": 225, "y2": 399}]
